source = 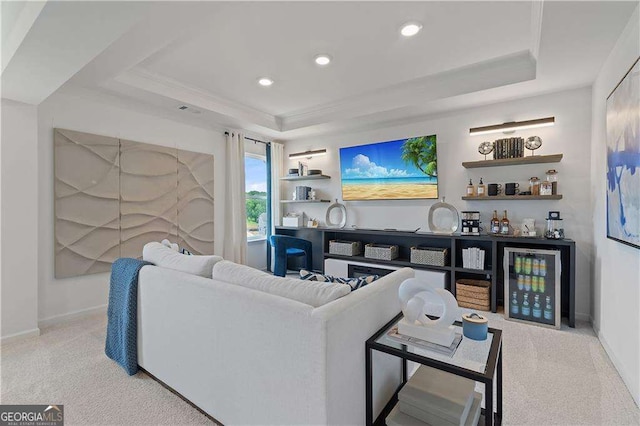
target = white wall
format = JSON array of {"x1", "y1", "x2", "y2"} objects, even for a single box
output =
[
  {"x1": 1, "y1": 99, "x2": 39, "y2": 339},
  {"x1": 590, "y1": 5, "x2": 640, "y2": 405},
  {"x1": 37, "y1": 91, "x2": 226, "y2": 323},
  {"x1": 283, "y1": 87, "x2": 593, "y2": 319}
]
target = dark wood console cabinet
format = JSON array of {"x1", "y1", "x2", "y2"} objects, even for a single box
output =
[{"x1": 275, "y1": 226, "x2": 576, "y2": 328}]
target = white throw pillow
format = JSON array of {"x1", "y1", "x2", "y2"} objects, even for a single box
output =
[
  {"x1": 212, "y1": 261, "x2": 351, "y2": 307},
  {"x1": 142, "y1": 242, "x2": 223, "y2": 278}
]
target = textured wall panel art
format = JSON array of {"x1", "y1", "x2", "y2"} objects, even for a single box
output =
[
  {"x1": 54, "y1": 129, "x2": 215, "y2": 277},
  {"x1": 54, "y1": 129, "x2": 120, "y2": 278},
  {"x1": 120, "y1": 140, "x2": 178, "y2": 259},
  {"x1": 177, "y1": 149, "x2": 215, "y2": 254}
]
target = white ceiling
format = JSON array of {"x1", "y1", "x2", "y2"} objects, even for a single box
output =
[{"x1": 2, "y1": 1, "x2": 637, "y2": 140}]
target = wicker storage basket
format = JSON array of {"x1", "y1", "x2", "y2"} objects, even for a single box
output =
[
  {"x1": 456, "y1": 279, "x2": 491, "y2": 311},
  {"x1": 329, "y1": 240, "x2": 362, "y2": 256},
  {"x1": 364, "y1": 243, "x2": 399, "y2": 261},
  {"x1": 410, "y1": 246, "x2": 449, "y2": 266}
]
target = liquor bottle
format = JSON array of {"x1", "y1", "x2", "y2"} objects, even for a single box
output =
[
  {"x1": 511, "y1": 291, "x2": 519, "y2": 315},
  {"x1": 524, "y1": 275, "x2": 532, "y2": 291},
  {"x1": 532, "y1": 275, "x2": 539, "y2": 293},
  {"x1": 491, "y1": 210, "x2": 500, "y2": 234},
  {"x1": 522, "y1": 293, "x2": 531, "y2": 316},
  {"x1": 467, "y1": 179, "x2": 475, "y2": 197},
  {"x1": 514, "y1": 256, "x2": 522, "y2": 274},
  {"x1": 544, "y1": 296, "x2": 553, "y2": 320},
  {"x1": 532, "y1": 294, "x2": 542, "y2": 318},
  {"x1": 539, "y1": 276, "x2": 546, "y2": 293},
  {"x1": 477, "y1": 178, "x2": 486, "y2": 197},
  {"x1": 500, "y1": 210, "x2": 510, "y2": 234},
  {"x1": 517, "y1": 274, "x2": 524, "y2": 290},
  {"x1": 532, "y1": 258, "x2": 540, "y2": 276}
]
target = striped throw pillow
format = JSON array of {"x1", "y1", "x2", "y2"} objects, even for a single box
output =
[{"x1": 299, "y1": 270, "x2": 379, "y2": 291}]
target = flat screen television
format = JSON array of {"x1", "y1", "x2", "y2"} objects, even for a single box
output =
[{"x1": 339, "y1": 135, "x2": 438, "y2": 201}]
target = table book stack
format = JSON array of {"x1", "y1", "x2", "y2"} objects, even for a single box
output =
[{"x1": 386, "y1": 366, "x2": 482, "y2": 426}]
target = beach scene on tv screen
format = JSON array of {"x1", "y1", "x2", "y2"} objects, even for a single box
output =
[{"x1": 340, "y1": 135, "x2": 438, "y2": 201}]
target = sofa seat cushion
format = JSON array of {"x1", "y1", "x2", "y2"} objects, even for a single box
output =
[
  {"x1": 142, "y1": 242, "x2": 223, "y2": 278},
  {"x1": 212, "y1": 261, "x2": 350, "y2": 307},
  {"x1": 299, "y1": 270, "x2": 379, "y2": 291}
]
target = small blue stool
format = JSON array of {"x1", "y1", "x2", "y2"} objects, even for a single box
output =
[{"x1": 270, "y1": 235, "x2": 313, "y2": 277}]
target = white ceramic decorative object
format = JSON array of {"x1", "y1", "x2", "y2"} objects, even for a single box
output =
[
  {"x1": 325, "y1": 199, "x2": 347, "y2": 228},
  {"x1": 427, "y1": 197, "x2": 459, "y2": 234},
  {"x1": 398, "y1": 278, "x2": 459, "y2": 346}
]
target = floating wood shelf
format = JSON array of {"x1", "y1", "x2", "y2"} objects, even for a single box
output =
[
  {"x1": 280, "y1": 199, "x2": 331, "y2": 204},
  {"x1": 462, "y1": 195, "x2": 563, "y2": 201},
  {"x1": 280, "y1": 175, "x2": 331, "y2": 181},
  {"x1": 462, "y1": 154, "x2": 563, "y2": 169}
]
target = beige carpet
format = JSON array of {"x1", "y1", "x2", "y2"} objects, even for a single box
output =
[{"x1": 1, "y1": 311, "x2": 639, "y2": 425}]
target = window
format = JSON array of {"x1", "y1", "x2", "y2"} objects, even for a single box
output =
[{"x1": 245, "y1": 154, "x2": 268, "y2": 241}]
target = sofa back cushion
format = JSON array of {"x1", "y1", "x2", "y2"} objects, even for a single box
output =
[
  {"x1": 212, "y1": 261, "x2": 350, "y2": 307},
  {"x1": 142, "y1": 242, "x2": 223, "y2": 278}
]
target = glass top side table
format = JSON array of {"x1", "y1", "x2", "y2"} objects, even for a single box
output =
[{"x1": 366, "y1": 312, "x2": 503, "y2": 426}]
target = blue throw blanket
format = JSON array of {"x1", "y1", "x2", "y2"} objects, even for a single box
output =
[{"x1": 105, "y1": 258, "x2": 152, "y2": 375}]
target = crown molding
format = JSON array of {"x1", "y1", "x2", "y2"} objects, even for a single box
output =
[
  {"x1": 279, "y1": 50, "x2": 537, "y2": 132},
  {"x1": 114, "y1": 67, "x2": 281, "y2": 131},
  {"x1": 530, "y1": 1, "x2": 544, "y2": 60}
]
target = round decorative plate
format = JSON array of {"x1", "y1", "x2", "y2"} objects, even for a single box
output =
[
  {"x1": 428, "y1": 197, "x2": 459, "y2": 234},
  {"x1": 478, "y1": 141, "x2": 494, "y2": 155},
  {"x1": 525, "y1": 136, "x2": 542, "y2": 151}
]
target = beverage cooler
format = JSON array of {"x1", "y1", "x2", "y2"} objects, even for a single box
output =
[{"x1": 504, "y1": 247, "x2": 561, "y2": 329}]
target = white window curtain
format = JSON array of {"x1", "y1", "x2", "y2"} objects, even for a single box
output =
[
  {"x1": 223, "y1": 131, "x2": 247, "y2": 264},
  {"x1": 269, "y1": 142, "x2": 284, "y2": 271}
]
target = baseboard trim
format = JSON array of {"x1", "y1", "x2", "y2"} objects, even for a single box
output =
[
  {"x1": 39, "y1": 304, "x2": 108, "y2": 328},
  {"x1": 1, "y1": 328, "x2": 41, "y2": 344},
  {"x1": 597, "y1": 331, "x2": 640, "y2": 407},
  {"x1": 574, "y1": 312, "x2": 591, "y2": 323}
]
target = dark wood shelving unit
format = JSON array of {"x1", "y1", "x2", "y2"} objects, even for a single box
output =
[
  {"x1": 280, "y1": 174, "x2": 331, "y2": 181},
  {"x1": 462, "y1": 153, "x2": 563, "y2": 169},
  {"x1": 275, "y1": 226, "x2": 576, "y2": 327},
  {"x1": 462, "y1": 194, "x2": 563, "y2": 201}
]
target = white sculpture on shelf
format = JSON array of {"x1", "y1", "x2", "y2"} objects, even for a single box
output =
[{"x1": 398, "y1": 278, "x2": 460, "y2": 347}]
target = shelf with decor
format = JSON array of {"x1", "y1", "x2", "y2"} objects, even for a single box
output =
[
  {"x1": 462, "y1": 194, "x2": 563, "y2": 201},
  {"x1": 280, "y1": 199, "x2": 330, "y2": 204},
  {"x1": 462, "y1": 153, "x2": 563, "y2": 169},
  {"x1": 280, "y1": 175, "x2": 331, "y2": 181}
]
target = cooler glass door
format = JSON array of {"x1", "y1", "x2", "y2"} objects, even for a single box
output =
[{"x1": 504, "y1": 247, "x2": 561, "y2": 329}]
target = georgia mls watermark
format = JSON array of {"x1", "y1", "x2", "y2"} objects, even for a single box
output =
[{"x1": 0, "y1": 405, "x2": 63, "y2": 426}]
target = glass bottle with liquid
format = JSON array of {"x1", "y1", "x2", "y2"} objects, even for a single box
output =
[
  {"x1": 544, "y1": 296, "x2": 553, "y2": 320},
  {"x1": 522, "y1": 293, "x2": 531, "y2": 316},
  {"x1": 532, "y1": 294, "x2": 542, "y2": 318},
  {"x1": 491, "y1": 210, "x2": 500, "y2": 234},
  {"x1": 500, "y1": 210, "x2": 510, "y2": 235},
  {"x1": 467, "y1": 179, "x2": 475, "y2": 197},
  {"x1": 511, "y1": 291, "x2": 519, "y2": 315},
  {"x1": 477, "y1": 178, "x2": 486, "y2": 197}
]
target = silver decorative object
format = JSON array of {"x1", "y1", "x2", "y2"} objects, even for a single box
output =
[
  {"x1": 325, "y1": 199, "x2": 347, "y2": 228},
  {"x1": 525, "y1": 136, "x2": 542, "y2": 156},
  {"x1": 478, "y1": 141, "x2": 494, "y2": 160},
  {"x1": 428, "y1": 197, "x2": 459, "y2": 234}
]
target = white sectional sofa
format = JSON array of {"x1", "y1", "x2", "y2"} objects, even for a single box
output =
[{"x1": 136, "y1": 260, "x2": 414, "y2": 425}]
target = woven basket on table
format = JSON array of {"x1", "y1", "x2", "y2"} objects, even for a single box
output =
[{"x1": 456, "y1": 279, "x2": 490, "y2": 311}]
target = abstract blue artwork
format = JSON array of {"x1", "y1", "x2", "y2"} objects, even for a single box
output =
[{"x1": 606, "y1": 57, "x2": 640, "y2": 249}]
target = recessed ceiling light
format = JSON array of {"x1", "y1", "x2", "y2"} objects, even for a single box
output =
[
  {"x1": 314, "y1": 54, "x2": 332, "y2": 66},
  {"x1": 258, "y1": 77, "x2": 274, "y2": 87},
  {"x1": 400, "y1": 22, "x2": 422, "y2": 37}
]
